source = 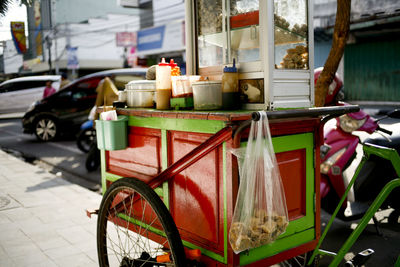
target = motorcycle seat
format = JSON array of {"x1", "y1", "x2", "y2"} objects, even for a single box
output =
[{"x1": 364, "y1": 135, "x2": 400, "y2": 151}]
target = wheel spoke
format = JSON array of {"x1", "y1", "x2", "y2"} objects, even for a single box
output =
[
  {"x1": 39, "y1": 120, "x2": 46, "y2": 128},
  {"x1": 47, "y1": 120, "x2": 55, "y2": 128},
  {"x1": 36, "y1": 127, "x2": 44, "y2": 135},
  {"x1": 97, "y1": 178, "x2": 185, "y2": 267},
  {"x1": 47, "y1": 129, "x2": 56, "y2": 138},
  {"x1": 43, "y1": 132, "x2": 49, "y2": 140}
]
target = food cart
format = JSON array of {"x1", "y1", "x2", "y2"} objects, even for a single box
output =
[{"x1": 93, "y1": 1, "x2": 359, "y2": 266}]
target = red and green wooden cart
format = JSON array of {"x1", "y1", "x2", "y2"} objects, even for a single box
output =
[{"x1": 93, "y1": 106, "x2": 358, "y2": 266}]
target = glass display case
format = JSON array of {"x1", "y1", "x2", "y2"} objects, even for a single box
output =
[
  {"x1": 274, "y1": 0, "x2": 309, "y2": 70},
  {"x1": 186, "y1": 0, "x2": 314, "y2": 110}
]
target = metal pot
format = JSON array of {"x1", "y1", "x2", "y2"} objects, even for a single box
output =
[{"x1": 125, "y1": 80, "x2": 156, "y2": 108}]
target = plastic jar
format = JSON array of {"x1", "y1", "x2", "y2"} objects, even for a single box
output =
[
  {"x1": 192, "y1": 81, "x2": 222, "y2": 110},
  {"x1": 169, "y1": 59, "x2": 181, "y2": 76},
  {"x1": 171, "y1": 76, "x2": 202, "y2": 98},
  {"x1": 156, "y1": 58, "x2": 172, "y2": 109},
  {"x1": 125, "y1": 80, "x2": 156, "y2": 107},
  {"x1": 222, "y1": 59, "x2": 240, "y2": 109}
]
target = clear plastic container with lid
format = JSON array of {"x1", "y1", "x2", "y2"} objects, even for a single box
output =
[
  {"x1": 125, "y1": 80, "x2": 156, "y2": 107},
  {"x1": 192, "y1": 81, "x2": 222, "y2": 110},
  {"x1": 171, "y1": 75, "x2": 202, "y2": 98}
]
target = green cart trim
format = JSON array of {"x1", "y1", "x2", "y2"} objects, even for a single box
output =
[
  {"x1": 240, "y1": 228, "x2": 315, "y2": 265},
  {"x1": 161, "y1": 129, "x2": 170, "y2": 209},
  {"x1": 128, "y1": 116, "x2": 225, "y2": 133}
]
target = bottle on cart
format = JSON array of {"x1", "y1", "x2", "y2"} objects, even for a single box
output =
[
  {"x1": 156, "y1": 58, "x2": 172, "y2": 110},
  {"x1": 169, "y1": 59, "x2": 181, "y2": 76},
  {"x1": 222, "y1": 58, "x2": 240, "y2": 109}
]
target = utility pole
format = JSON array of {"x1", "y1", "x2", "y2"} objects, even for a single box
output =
[
  {"x1": 46, "y1": 35, "x2": 52, "y2": 74},
  {"x1": 52, "y1": 0, "x2": 59, "y2": 74},
  {"x1": 47, "y1": 0, "x2": 53, "y2": 74}
]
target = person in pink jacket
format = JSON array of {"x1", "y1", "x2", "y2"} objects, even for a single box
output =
[{"x1": 42, "y1": 80, "x2": 56, "y2": 98}]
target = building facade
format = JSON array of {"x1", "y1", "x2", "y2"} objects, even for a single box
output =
[{"x1": 314, "y1": 0, "x2": 400, "y2": 103}]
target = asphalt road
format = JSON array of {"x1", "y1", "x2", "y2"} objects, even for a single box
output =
[
  {"x1": 0, "y1": 117, "x2": 101, "y2": 192},
  {"x1": 1, "y1": 115, "x2": 399, "y2": 266}
]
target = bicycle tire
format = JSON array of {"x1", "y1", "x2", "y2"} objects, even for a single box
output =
[{"x1": 97, "y1": 177, "x2": 186, "y2": 267}]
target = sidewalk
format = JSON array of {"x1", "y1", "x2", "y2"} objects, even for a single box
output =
[
  {"x1": 0, "y1": 112, "x2": 24, "y2": 120},
  {"x1": 0, "y1": 149, "x2": 102, "y2": 266}
]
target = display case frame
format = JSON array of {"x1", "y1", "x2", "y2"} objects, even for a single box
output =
[{"x1": 185, "y1": 0, "x2": 315, "y2": 110}]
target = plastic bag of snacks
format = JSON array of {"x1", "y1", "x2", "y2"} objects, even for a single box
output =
[{"x1": 229, "y1": 111, "x2": 288, "y2": 254}]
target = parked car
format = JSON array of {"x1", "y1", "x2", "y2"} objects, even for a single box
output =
[
  {"x1": 22, "y1": 68, "x2": 147, "y2": 141},
  {"x1": 0, "y1": 75, "x2": 61, "y2": 113}
]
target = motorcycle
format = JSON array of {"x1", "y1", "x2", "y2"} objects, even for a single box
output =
[
  {"x1": 76, "y1": 119, "x2": 100, "y2": 172},
  {"x1": 76, "y1": 120, "x2": 96, "y2": 153},
  {"x1": 85, "y1": 137, "x2": 100, "y2": 172},
  {"x1": 315, "y1": 68, "x2": 400, "y2": 223}
]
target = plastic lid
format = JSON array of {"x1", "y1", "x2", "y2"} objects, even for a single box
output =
[
  {"x1": 158, "y1": 58, "x2": 169, "y2": 66},
  {"x1": 169, "y1": 59, "x2": 178, "y2": 68},
  {"x1": 223, "y1": 58, "x2": 237, "y2": 73},
  {"x1": 125, "y1": 80, "x2": 156, "y2": 90},
  {"x1": 192, "y1": 80, "x2": 222, "y2": 85}
]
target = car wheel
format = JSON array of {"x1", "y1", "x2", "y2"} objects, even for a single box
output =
[{"x1": 34, "y1": 117, "x2": 58, "y2": 141}]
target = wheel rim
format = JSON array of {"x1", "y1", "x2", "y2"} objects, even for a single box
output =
[
  {"x1": 98, "y1": 184, "x2": 178, "y2": 266},
  {"x1": 36, "y1": 118, "x2": 57, "y2": 141}
]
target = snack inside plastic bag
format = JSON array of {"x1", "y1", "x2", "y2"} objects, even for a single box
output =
[{"x1": 229, "y1": 111, "x2": 288, "y2": 253}]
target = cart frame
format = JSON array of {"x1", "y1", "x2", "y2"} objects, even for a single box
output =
[{"x1": 96, "y1": 106, "x2": 360, "y2": 266}]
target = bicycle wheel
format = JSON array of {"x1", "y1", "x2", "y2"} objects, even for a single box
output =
[{"x1": 97, "y1": 177, "x2": 186, "y2": 267}]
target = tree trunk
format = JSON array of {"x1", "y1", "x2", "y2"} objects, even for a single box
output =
[{"x1": 314, "y1": 0, "x2": 351, "y2": 107}]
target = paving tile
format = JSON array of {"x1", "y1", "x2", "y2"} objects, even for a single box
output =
[
  {"x1": 2, "y1": 207, "x2": 34, "y2": 222},
  {"x1": 22, "y1": 223, "x2": 57, "y2": 238},
  {"x1": 0, "y1": 229, "x2": 29, "y2": 245},
  {"x1": 43, "y1": 219, "x2": 78, "y2": 231},
  {"x1": 9, "y1": 195, "x2": 50, "y2": 208},
  {"x1": 74, "y1": 236, "x2": 97, "y2": 253},
  {"x1": 17, "y1": 216, "x2": 46, "y2": 234},
  {"x1": 85, "y1": 249, "x2": 99, "y2": 263},
  {"x1": 0, "y1": 258, "x2": 15, "y2": 267},
  {"x1": 56, "y1": 225, "x2": 94, "y2": 245},
  {"x1": 0, "y1": 245, "x2": 8, "y2": 258},
  {"x1": 24, "y1": 259, "x2": 58, "y2": 267},
  {"x1": 11, "y1": 249, "x2": 50, "y2": 265},
  {"x1": 54, "y1": 252, "x2": 96, "y2": 267},
  {"x1": 44, "y1": 244, "x2": 81, "y2": 260},
  {"x1": 2, "y1": 242, "x2": 42, "y2": 258},
  {"x1": 32, "y1": 207, "x2": 72, "y2": 224},
  {"x1": 70, "y1": 211, "x2": 96, "y2": 226},
  {"x1": 36, "y1": 236, "x2": 70, "y2": 251},
  {"x1": 0, "y1": 212, "x2": 12, "y2": 224}
]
